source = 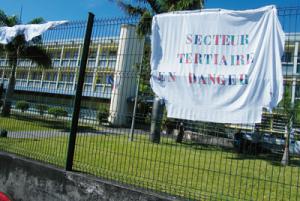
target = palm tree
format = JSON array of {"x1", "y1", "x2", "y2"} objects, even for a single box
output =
[
  {"x1": 0, "y1": 11, "x2": 51, "y2": 116},
  {"x1": 112, "y1": 0, "x2": 204, "y2": 36}
]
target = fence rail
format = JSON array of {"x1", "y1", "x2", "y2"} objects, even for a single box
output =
[{"x1": 0, "y1": 6, "x2": 300, "y2": 201}]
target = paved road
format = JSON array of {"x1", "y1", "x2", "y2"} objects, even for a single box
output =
[{"x1": 7, "y1": 127, "x2": 149, "y2": 139}]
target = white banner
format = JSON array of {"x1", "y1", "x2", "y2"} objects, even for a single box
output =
[{"x1": 150, "y1": 5, "x2": 285, "y2": 124}]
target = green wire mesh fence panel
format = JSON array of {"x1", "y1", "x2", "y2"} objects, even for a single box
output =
[{"x1": 0, "y1": 20, "x2": 88, "y2": 167}]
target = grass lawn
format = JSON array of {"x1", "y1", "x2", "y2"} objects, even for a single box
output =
[
  {"x1": 0, "y1": 116, "x2": 53, "y2": 131},
  {"x1": 0, "y1": 129, "x2": 300, "y2": 201},
  {"x1": 0, "y1": 114, "x2": 97, "y2": 132}
]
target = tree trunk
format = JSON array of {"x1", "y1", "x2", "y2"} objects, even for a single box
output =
[
  {"x1": 2, "y1": 63, "x2": 17, "y2": 117},
  {"x1": 281, "y1": 125, "x2": 291, "y2": 166},
  {"x1": 176, "y1": 122, "x2": 185, "y2": 143},
  {"x1": 150, "y1": 97, "x2": 164, "y2": 143}
]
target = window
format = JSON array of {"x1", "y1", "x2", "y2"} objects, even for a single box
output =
[
  {"x1": 96, "y1": 73, "x2": 104, "y2": 84},
  {"x1": 65, "y1": 51, "x2": 71, "y2": 59},
  {"x1": 61, "y1": 72, "x2": 69, "y2": 82},
  {"x1": 108, "y1": 51, "x2": 117, "y2": 60},
  {"x1": 45, "y1": 72, "x2": 58, "y2": 81},
  {"x1": 60, "y1": 72, "x2": 75, "y2": 82},
  {"x1": 282, "y1": 52, "x2": 292, "y2": 63},
  {"x1": 50, "y1": 51, "x2": 60, "y2": 59},
  {"x1": 0, "y1": 60, "x2": 7, "y2": 66},
  {"x1": 99, "y1": 60, "x2": 107, "y2": 68},
  {"x1": 84, "y1": 72, "x2": 93, "y2": 84},
  {"x1": 16, "y1": 71, "x2": 28, "y2": 80},
  {"x1": 107, "y1": 60, "x2": 116, "y2": 68},
  {"x1": 99, "y1": 50, "x2": 108, "y2": 60},
  {"x1": 69, "y1": 72, "x2": 75, "y2": 82},
  {"x1": 89, "y1": 49, "x2": 97, "y2": 59},
  {"x1": 87, "y1": 59, "x2": 96, "y2": 67},
  {"x1": 31, "y1": 71, "x2": 42, "y2": 80},
  {"x1": 3, "y1": 70, "x2": 11, "y2": 78},
  {"x1": 73, "y1": 51, "x2": 79, "y2": 59},
  {"x1": 61, "y1": 60, "x2": 69, "y2": 67},
  {"x1": 106, "y1": 75, "x2": 114, "y2": 85},
  {"x1": 52, "y1": 60, "x2": 60, "y2": 67}
]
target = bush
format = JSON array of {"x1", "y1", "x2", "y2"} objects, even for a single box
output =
[
  {"x1": 0, "y1": 129, "x2": 7, "y2": 138},
  {"x1": 15, "y1": 101, "x2": 30, "y2": 113},
  {"x1": 48, "y1": 107, "x2": 68, "y2": 118},
  {"x1": 97, "y1": 106, "x2": 109, "y2": 124},
  {"x1": 35, "y1": 104, "x2": 49, "y2": 116}
]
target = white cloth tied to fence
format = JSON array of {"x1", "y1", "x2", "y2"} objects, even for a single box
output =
[
  {"x1": 151, "y1": 5, "x2": 285, "y2": 124},
  {"x1": 0, "y1": 21, "x2": 68, "y2": 44}
]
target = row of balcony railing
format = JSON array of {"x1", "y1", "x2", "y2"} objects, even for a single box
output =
[
  {"x1": 0, "y1": 57, "x2": 117, "y2": 68},
  {"x1": 0, "y1": 78, "x2": 113, "y2": 99}
]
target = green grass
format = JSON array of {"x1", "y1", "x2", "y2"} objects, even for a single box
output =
[
  {"x1": 0, "y1": 114, "x2": 97, "y2": 132},
  {"x1": 0, "y1": 116, "x2": 52, "y2": 131},
  {"x1": 1, "y1": 131, "x2": 300, "y2": 201}
]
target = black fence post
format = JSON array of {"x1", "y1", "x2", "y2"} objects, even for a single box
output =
[
  {"x1": 150, "y1": 97, "x2": 164, "y2": 143},
  {"x1": 66, "y1": 12, "x2": 95, "y2": 171}
]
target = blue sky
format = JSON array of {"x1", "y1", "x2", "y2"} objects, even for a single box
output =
[{"x1": 0, "y1": 0, "x2": 299, "y2": 22}]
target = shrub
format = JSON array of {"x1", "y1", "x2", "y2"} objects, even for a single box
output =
[
  {"x1": 0, "y1": 129, "x2": 7, "y2": 138},
  {"x1": 35, "y1": 104, "x2": 49, "y2": 116},
  {"x1": 15, "y1": 101, "x2": 30, "y2": 113},
  {"x1": 97, "y1": 106, "x2": 109, "y2": 124},
  {"x1": 48, "y1": 107, "x2": 68, "y2": 118}
]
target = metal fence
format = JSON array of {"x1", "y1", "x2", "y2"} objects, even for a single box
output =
[{"x1": 0, "y1": 7, "x2": 300, "y2": 201}]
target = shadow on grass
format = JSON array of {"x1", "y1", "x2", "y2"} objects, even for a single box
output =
[
  {"x1": 161, "y1": 136, "x2": 300, "y2": 167},
  {"x1": 10, "y1": 114, "x2": 99, "y2": 132},
  {"x1": 226, "y1": 151, "x2": 300, "y2": 167}
]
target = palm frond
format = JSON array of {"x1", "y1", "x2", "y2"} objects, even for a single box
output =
[
  {"x1": 146, "y1": 0, "x2": 162, "y2": 13},
  {"x1": 0, "y1": 10, "x2": 8, "y2": 26},
  {"x1": 117, "y1": 1, "x2": 147, "y2": 16},
  {"x1": 27, "y1": 17, "x2": 45, "y2": 24},
  {"x1": 137, "y1": 11, "x2": 152, "y2": 36},
  {"x1": 160, "y1": 0, "x2": 203, "y2": 12},
  {"x1": 179, "y1": 0, "x2": 204, "y2": 10},
  {"x1": 6, "y1": 15, "x2": 20, "y2": 27},
  {"x1": 20, "y1": 46, "x2": 51, "y2": 68}
]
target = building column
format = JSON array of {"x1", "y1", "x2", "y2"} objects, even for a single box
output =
[
  {"x1": 5, "y1": 53, "x2": 8, "y2": 67},
  {"x1": 291, "y1": 42, "x2": 299, "y2": 106},
  {"x1": 92, "y1": 68, "x2": 97, "y2": 92},
  {"x1": 56, "y1": 68, "x2": 61, "y2": 89},
  {"x1": 59, "y1": 45, "x2": 65, "y2": 67},
  {"x1": 108, "y1": 25, "x2": 145, "y2": 126},
  {"x1": 73, "y1": 68, "x2": 78, "y2": 91},
  {"x1": 26, "y1": 68, "x2": 31, "y2": 87},
  {"x1": 40, "y1": 70, "x2": 45, "y2": 88},
  {"x1": 76, "y1": 45, "x2": 82, "y2": 67},
  {"x1": 95, "y1": 44, "x2": 101, "y2": 67}
]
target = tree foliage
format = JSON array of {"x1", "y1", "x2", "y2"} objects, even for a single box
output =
[
  {"x1": 15, "y1": 101, "x2": 30, "y2": 113},
  {"x1": 48, "y1": 107, "x2": 68, "y2": 118},
  {"x1": 112, "y1": 0, "x2": 204, "y2": 35}
]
